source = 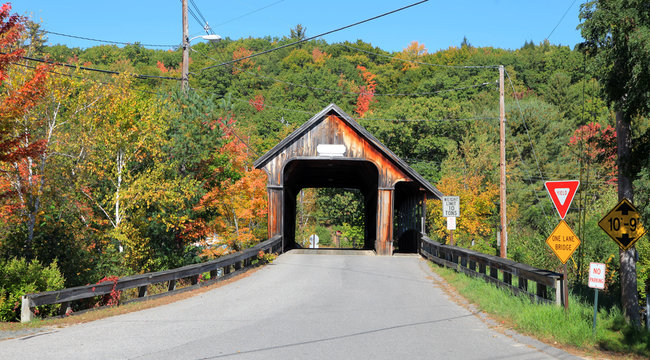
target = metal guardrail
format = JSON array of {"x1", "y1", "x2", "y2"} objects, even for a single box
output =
[
  {"x1": 420, "y1": 234, "x2": 565, "y2": 306},
  {"x1": 21, "y1": 236, "x2": 282, "y2": 323}
]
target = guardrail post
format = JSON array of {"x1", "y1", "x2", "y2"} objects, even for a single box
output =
[
  {"x1": 479, "y1": 263, "x2": 486, "y2": 275},
  {"x1": 536, "y1": 282, "x2": 547, "y2": 301},
  {"x1": 503, "y1": 272, "x2": 512, "y2": 285},
  {"x1": 518, "y1": 277, "x2": 528, "y2": 292},
  {"x1": 489, "y1": 266, "x2": 498, "y2": 280},
  {"x1": 21, "y1": 296, "x2": 34, "y2": 323},
  {"x1": 190, "y1": 275, "x2": 199, "y2": 286},
  {"x1": 138, "y1": 285, "x2": 148, "y2": 298},
  {"x1": 168, "y1": 279, "x2": 177, "y2": 292},
  {"x1": 210, "y1": 270, "x2": 218, "y2": 279},
  {"x1": 555, "y1": 278, "x2": 563, "y2": 306}
]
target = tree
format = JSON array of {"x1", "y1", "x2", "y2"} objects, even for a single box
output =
[
  {"x1": 580, "y1": 0, "x2": 650, "y2": 325},
  {"x1": 0, "y1": 4, "x2": 51, "y2": 257},
  {"x1": 289, "y1": 24, "x2": 306, "y2": 40}
]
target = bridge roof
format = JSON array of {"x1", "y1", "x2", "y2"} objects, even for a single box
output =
[{"x1": 253, "y1": 103, "x2": 443, "y2": 199}]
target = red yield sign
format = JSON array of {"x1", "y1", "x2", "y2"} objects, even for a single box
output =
[{"x1": 544, "y1": 180, "x2": 580, "y2": 219}]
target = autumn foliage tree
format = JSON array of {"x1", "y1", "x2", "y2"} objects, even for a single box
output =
[
  {"x1": 190, "y1": 125, "x2": 268, "y2": 257},
  {"x1": 0, "y1": 4, "x2": 51, "y2": 255}
]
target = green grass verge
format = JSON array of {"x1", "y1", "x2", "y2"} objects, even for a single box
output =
[{"x1": 429, "y1": 263, "x2": 650, "y2": 357}]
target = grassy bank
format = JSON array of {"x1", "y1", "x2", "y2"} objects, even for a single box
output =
[{"x1": 429, "y1": 263, "x2": 650, "y2": 358}]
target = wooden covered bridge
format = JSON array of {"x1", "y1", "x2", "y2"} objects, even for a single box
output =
[{"x1": 254, "y1": 104, "x2": 443, "y2": 255}]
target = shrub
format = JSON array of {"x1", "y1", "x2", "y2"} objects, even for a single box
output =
[{"x1": 0, "y1": 258, "x2": 65, "y2": 322}]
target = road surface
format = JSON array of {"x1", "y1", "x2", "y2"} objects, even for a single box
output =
[{"x1": 0, "y1": 252, "x2": 579, "y2": 359}]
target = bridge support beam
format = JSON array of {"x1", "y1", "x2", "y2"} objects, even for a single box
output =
[{"x1": 376, "y1": 188, "x2": 394, "y2": 255}]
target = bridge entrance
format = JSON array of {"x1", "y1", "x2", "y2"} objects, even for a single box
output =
[{"x1": 254, "y1": 104, "x2": 443, "y2": 255}]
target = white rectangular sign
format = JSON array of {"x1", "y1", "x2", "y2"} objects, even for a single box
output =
[
  {"x1": 446, "y1": 216, "x2": 456, "y2": 230},
  {"x1": 442, "y1": 196, "x2": 460, "y2": 217},
  {"x1": 588, "y1": 262, "x2": 606, "y2": 289}
]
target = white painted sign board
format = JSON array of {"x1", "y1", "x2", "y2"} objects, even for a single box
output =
[
  {"x1": 588, "y1": 262, "x2": 606, "y2": 290},
  {"x1": 442, "y1": 196, "x2": 460, "y2": 217},
  {"x1": 446, "y1": 216, "x2": 456, "y2": 230}
]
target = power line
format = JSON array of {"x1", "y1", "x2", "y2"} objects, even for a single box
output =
[
  {"x1": 9, "y1": 61, "x2": 162, "y2": 96},
  {"x1": 213, "y1": 0, "x2": 286, "y2": 28},
  {"x1": 16, "y1": 53, "x2": 182, "y2": 81},
  {"x1": 358, "y1": 117, "x2": 498, "y2": 122},
  {"x1": 338, "y1": 43, "x2": 500, "y2": 69},
  {"x1": 190, "y1": 47, "x2": 495, "y2": 97},
  {"x1": 545, "y1": 0, "x2": 578, "y2": 41},
  {"x1": 200, "y1": 0, "x2": 430, "y2": 72},
  {"x1": 41, "y1": 30, "x2": 177, "y2": 48}
]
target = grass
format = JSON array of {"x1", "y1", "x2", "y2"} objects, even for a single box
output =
[{"x1": 429, "y1": 263, "x2": 650, "y2": 358}]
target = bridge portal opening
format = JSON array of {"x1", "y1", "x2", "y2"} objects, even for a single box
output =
[
  {"x1": 283, "y1": 159, "x2": 378, "y2": 250},
  {"x1": 295, "y1": 188, "x2": 367, "y2": 249}
]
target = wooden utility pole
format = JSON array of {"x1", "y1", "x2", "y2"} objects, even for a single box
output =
[
  {"x1": 181, "y1": 0, "x2": 189, "y2": 91},
  {"x1": 499, "y1": 65, "x2": 507, "y2": 258}
]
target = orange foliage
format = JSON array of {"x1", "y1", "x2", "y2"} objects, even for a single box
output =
[
  {"x1": 249, "y1": 94, "x2": 265, "y2": 112},
  {"x1": 355, "y1": 65, "x2": 377, "y2": 118},
  {"x1": 191, "y1": 130, "x2": 268, "y2": 256},
  {"x1": 311, "y1": 48, "x2": 331, "y2": 64},
  {"x1": 232, "y1": 47, "x2": 255, "y2": 75},
  {"x1": 156, "y1": 60, "x2": 169, "y2": 73}
]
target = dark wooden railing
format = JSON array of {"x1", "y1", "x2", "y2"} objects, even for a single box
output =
[
  {"x1": 420, "y1": 234, "x2": 565, "y2": 306},
  {"x1": 21, "y1": 236, "x2": 282, "y2": 323}
]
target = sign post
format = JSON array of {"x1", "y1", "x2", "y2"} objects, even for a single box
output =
[
  {"x1": 589, "y1": 262, "x2": 606, "y2": 335},
  {"x1": 442, "y1": 196, "x2": 460, "y2": 246},
  {"x1": 545, "y1": 220, "x2": 580, "y2": 310},
  {"x1": 544, "y1": 180, "x2": 580, "y2": 311}
]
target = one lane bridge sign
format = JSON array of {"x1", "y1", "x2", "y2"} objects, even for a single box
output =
[
  {"x1": 598, "y1": 198, "x2": 646, "y2": 250},
  {"x1": 546, "y1": 220, "x2": 580, "y2": 264}
]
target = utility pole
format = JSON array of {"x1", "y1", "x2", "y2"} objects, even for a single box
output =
[
  {"x1": 181, "y1": 0, "x2": 189, "y2": 91},
  {"x1": 499, "y1": 65, "x2": 507, "y2": 258}
]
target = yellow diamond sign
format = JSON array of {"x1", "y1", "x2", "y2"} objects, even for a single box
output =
[
  {"x1": 546, "y1": 220, "x2": 580, "y2": 264},
  {"x1": 598, "y1": 198, "x2": 647, "y2": 251}
]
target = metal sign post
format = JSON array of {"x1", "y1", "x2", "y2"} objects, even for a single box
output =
[{"x1": 589, "y1": 263, "x2": 606, "y2": 335}]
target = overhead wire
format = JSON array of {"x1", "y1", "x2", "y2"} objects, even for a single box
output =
[
  {"x1": 199, "y1": 0, "x2": 430, "y2": 72},
  {"x1": 14, "y1": 53, "x2": 182, "y2": 81},
  {"x1": 190, "y1": 47, "x2": 495, "y2": 98},
  {"x1": 545, "y1": 0, "x2": 578, "y2": 41},
  {"x1": 213, "y1": 0, "x2": 286, "y2": 28},
  {"x1": 41, "y1": 30, "x2": 177, "y2": 48},
  {"x1": 337, "y1": 43, "x2": 500, "y2": 69}
]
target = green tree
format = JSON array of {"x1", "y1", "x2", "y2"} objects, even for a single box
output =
[{"x1": 580, "y1": 0, "x2": 650, "y2": 325}]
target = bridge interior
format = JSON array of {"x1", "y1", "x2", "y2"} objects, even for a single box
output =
[{"x1": 283, "y1": 159, "x2": 378, "y2": 250}]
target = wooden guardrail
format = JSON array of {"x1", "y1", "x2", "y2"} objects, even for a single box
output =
[
  {"x1": 21, "y1": 236, "x2": 282, "y2": 323},
  {"x1": 420, "y1": 234, "x2": 565, "y2": 306}
]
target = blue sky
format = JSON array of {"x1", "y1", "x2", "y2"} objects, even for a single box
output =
[{"x1": 13, "y1": 0, "x2": 585, "y2": 53}]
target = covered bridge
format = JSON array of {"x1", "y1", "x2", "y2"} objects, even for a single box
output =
[{"x1": 254, "y1": 104, "x2": 443, "y2": 255}]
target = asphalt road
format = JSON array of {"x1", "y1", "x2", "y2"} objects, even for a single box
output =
[{"x1": 0, "y1": 252, "x2": 579, "y2": 359}]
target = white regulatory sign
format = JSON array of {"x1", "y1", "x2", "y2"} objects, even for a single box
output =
[
  {"x1": 588, "y1": 262, "x2": 606, "y2": 290},
  {"x1": 446, "y1": 216, "x2": 456, "y2": 230},
  {"x1": 442, "y1": 196, "x2": 460, "y2": 217}
]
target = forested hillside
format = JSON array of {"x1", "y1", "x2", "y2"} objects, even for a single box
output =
[{"x1": 1, "y1": 4, "x2": 649, "y2": 322}]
